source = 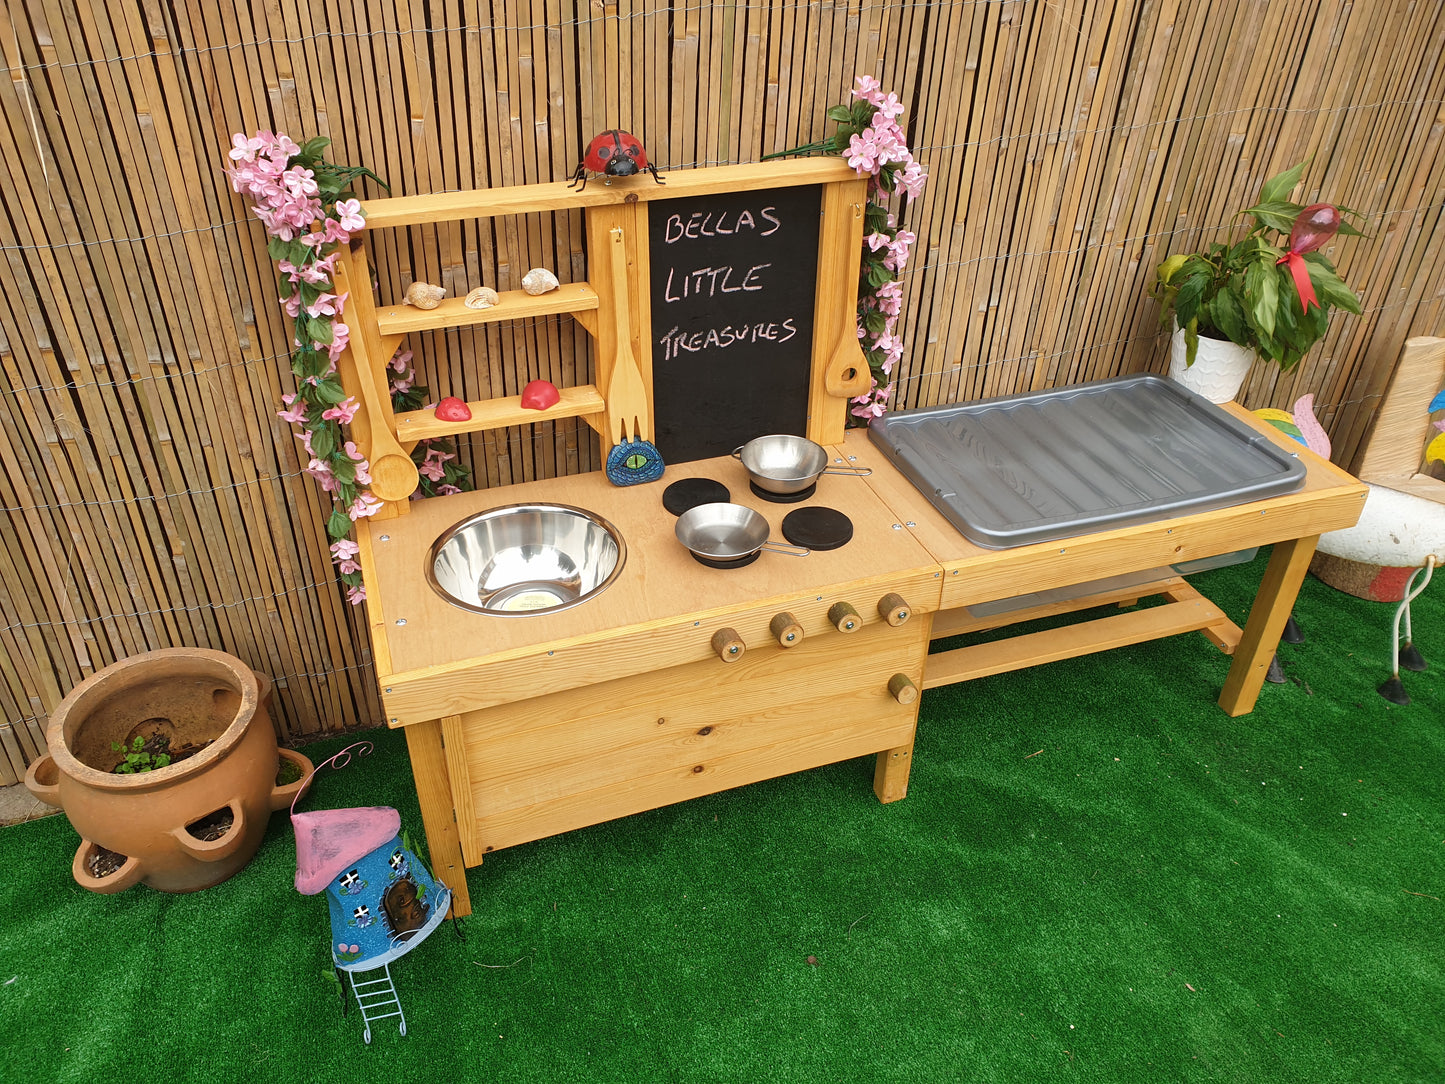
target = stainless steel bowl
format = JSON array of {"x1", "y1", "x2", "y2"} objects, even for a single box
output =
[
  {"x1": 427, "y1": 503, "x2": 626, "y2": 616},
  {"x1": 733, "y1": 434, "x2": 872, "y2": 495},
  {"x1": 674, "y1": 502, "x2": 809, "y2": 561}
]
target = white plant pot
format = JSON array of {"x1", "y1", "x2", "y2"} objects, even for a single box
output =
[{"x1": 1166, "y1": 325, "x2": 1255, "y2": 404}]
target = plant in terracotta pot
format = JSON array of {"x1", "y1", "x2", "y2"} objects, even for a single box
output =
[
  {"x1": 1150, "y1": 162, "x2": 1364, "y2": 402},
  {"x1": 23, "y1": 648, "x2": 314, "y2": 894}
]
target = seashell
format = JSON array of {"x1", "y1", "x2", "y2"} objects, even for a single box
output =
[
  {"x1": 402, "y1": 281, "x2": 445, "y2": 309},
  {"x1": 522, "y1": 267, "x2": 560, "y2": 296},
  {"x1": 463, "y1": 286, "x2": 500, "y2": 310}
]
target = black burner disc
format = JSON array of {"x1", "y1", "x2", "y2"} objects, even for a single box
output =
[
  {"x1": 750, "y1": 480, "x2": 817, "y2": 503},
  {"x1": 690, "y1": 550, "x2": 761, "y2": 570},
  {"x1": 782, "y1": 507, "x2": 853, "y2": 550},
  {"x1": 663, "y1": 478, "x2": 730, "y2": 516}
]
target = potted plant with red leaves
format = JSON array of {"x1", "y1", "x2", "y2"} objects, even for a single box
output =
[{"x1": 1151, "y1": 162, "x2": 1364, "y2": 403}]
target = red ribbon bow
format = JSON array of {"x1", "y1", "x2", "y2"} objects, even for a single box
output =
[{"x1": 1277, "y1": 250, "x2": 1318, "y2": 313}]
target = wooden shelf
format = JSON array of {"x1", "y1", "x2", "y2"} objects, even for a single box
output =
[
  {"x1": 358, "y1": 159, "x2": 859, "y2": 228},
  {"x1": 394, "y1": 384, "x2": 606, "y2": 444},
  {"x1": 375, "y1": 282, "x2": 599, "y2": 336}
]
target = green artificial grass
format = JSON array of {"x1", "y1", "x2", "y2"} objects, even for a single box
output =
[{"x1": 3, "y1": 550, "x2": 1441, "y2": 1082}]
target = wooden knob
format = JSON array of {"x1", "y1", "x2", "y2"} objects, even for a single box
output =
[
  {"x1": 769, "y1": 612, "x2": 804, "y2": 647},
  {"x1": 878, "y1": 592, "x2": 912, "y2": 627},
  {"x1": 887, "y1": 673, "x2": 919, "y2": 704},
  {"x1": 711, "y1": 627, "x2": 745, "y2": 663},
  {"x1": 828, "y1": 601, "x2": 861, "y2": 633}
]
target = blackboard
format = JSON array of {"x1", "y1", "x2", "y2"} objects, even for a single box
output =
[{"x1": 649, "y1": 185, "x2": 821, "y2": 463}]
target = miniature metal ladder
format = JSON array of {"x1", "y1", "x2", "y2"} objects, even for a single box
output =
[{"x1": 347, "y1": 963, "x2": 407, "y2": 1043}]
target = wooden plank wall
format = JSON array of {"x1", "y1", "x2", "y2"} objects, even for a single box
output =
[{"x1": 0, "y1": 0, "x2": 1441, "y2": 779}]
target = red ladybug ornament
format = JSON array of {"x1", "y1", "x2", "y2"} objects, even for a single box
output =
[{"x1": 568, "y1": 130, "x2": 666, "y2": 192}]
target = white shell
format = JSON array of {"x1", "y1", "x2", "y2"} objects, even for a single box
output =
[
  {"x1": 464, "y1": 286, "x2": 500, "y2": 309},
  {"x1": 402, "y1": 281, "x2": 445, "y2": 309},
  {"x1": 522, "y1": 268, "x2": 560, "y2": 295}
]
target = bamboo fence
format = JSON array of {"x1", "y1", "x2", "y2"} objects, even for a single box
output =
[{"x1": 0, "y1": 0, "x2": 1441, "y2": 780}]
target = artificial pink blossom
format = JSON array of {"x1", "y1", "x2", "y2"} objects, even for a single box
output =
[
  {"x1": 846, "y1": 130, "x2": 880, "y2": 173},
  {"x1": 277, "y1": 393, "x2": 307, "y2": 425},
  {"x1": 348, "y1": 492, "x2": 383, "y2": 520},
  {"x1": 282, "y1": 165, "x2": 319, "y2": 198},
  {"x1": 299, "y1": 258, "x2": 336, "y2": 287},
  {"x1": 327, "y1": 322, "x2": 351, "y2": 359},
  {"x1": 322, "y1": 396, "x2": 360, "y2": 425},
  {"x1": 229, "y1": 132, "x2": 266, "y2": 163},
  {"x1": 330, "y1": 538, "x2": 361, "y2": 562},
  {"x1": 897, "y1": 161, "x2": 928, "y2": 201},
  {"x1": 852, "y1": 75, "x2": 882, "y2": 99},
  {"x1": 343, "y1": 442, "x2": 372, "y2": 485},
  {"x1": 307, "y1": 458, "x2": 340, "y2": 493},
  {"x1": 436, "y1": 484, "x2": 462, "y2": 496},
  {"x1": 345, "y1": 584, "x2": 366, "y2": 605},
  {"x1": 305, "y1": 291, "x2": 347, "y2": 319},
  {"x1": 334, "y1": 198, "x2": 365, "y2": 232},
  {"x1": 390, "y1": 349, "x2": 414, "y2": 373},
  {"x1": 866, "y1": 231, "x2": 891, "y2": 253}
]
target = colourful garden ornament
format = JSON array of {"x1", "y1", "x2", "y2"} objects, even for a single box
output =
[{"x1": 291, "y1": 743, "x2": 454, "y2": 1043}]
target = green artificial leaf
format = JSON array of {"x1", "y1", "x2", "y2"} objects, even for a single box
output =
[
  {"x1": 310, "y1": 320, "x2": 335, "y2": 346},
  {"x1": 313, "y1": 379, "x2": 349, "y2": 406},
  {"x1": 298, "y1": 135, "x2": 332, "y2": 161},
  {"x1": 863, "y1": 309, "x2": 889, "y2": 335},
  {"x1": 1258, "y1": 162, "x2": 1307, "y2": 206},
  {"x1": 310, "y1": 424, "x2": 335, "y2": 460},
  {"x1": 866, "y1": 262, "x2": 895, "y2": 289},
  {"x1": 331, "y1": 456, "x2": 357, "y2": 485},
  {"x1": 827, "y1": 105, "x2": 853, "y2": 123},
  {"x1": 327, "y1": 508, "x2": 352, "y2": 539}
]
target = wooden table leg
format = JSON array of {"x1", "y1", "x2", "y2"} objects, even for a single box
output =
[
  {"x1": 1218, "y1": 535, "x2": 1320, "y2": 717},
  {"x1": 874, "y1": 741, "x2": 915, "y2": 803},
  {"x1": 404, "y1": 719, "x2": 473, "y2": 918}
]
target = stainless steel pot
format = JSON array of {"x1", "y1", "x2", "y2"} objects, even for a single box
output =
[
  {"x1": 733, "y1": 434, "x2": 872, "y2": 495},
  {"x1": 674, "y1": 502, "x2": 809, "y2": 561}
]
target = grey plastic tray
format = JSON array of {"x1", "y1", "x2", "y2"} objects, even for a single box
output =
[{"x1": 868, "y1": 374, "x2": 1306, "y2": 549}]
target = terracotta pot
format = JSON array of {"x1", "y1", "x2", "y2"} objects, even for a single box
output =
[
  {"x1": 23, "y1": 648, "x2": 312, "y2": 894},
  {"x1": 1167, "y1": 325, "x2": 1255, "y2": 404}
]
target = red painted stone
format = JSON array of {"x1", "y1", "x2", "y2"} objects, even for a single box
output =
[
  {"x1": 521, "y1": 380, "x2": 561, "y2": 410},
  {"x1": 435, "y1": 396, "x2": 471, "y2": 422}
]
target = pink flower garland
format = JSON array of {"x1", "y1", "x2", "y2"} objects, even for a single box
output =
[
  {"x1": 841, "y1": 76, "x2": 926, "y2": 421},
  {"x1": 228, "y1": 130, "x2": 417, "y2": 604}
]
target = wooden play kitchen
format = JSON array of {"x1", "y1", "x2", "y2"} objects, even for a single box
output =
[{"x1": 334, "y1": 160, "x2": 1366, "y2": 916}]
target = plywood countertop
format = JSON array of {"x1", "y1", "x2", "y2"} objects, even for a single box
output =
[{"x1": 361, "y1": 443, "x2": 944, "y2": 724}]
